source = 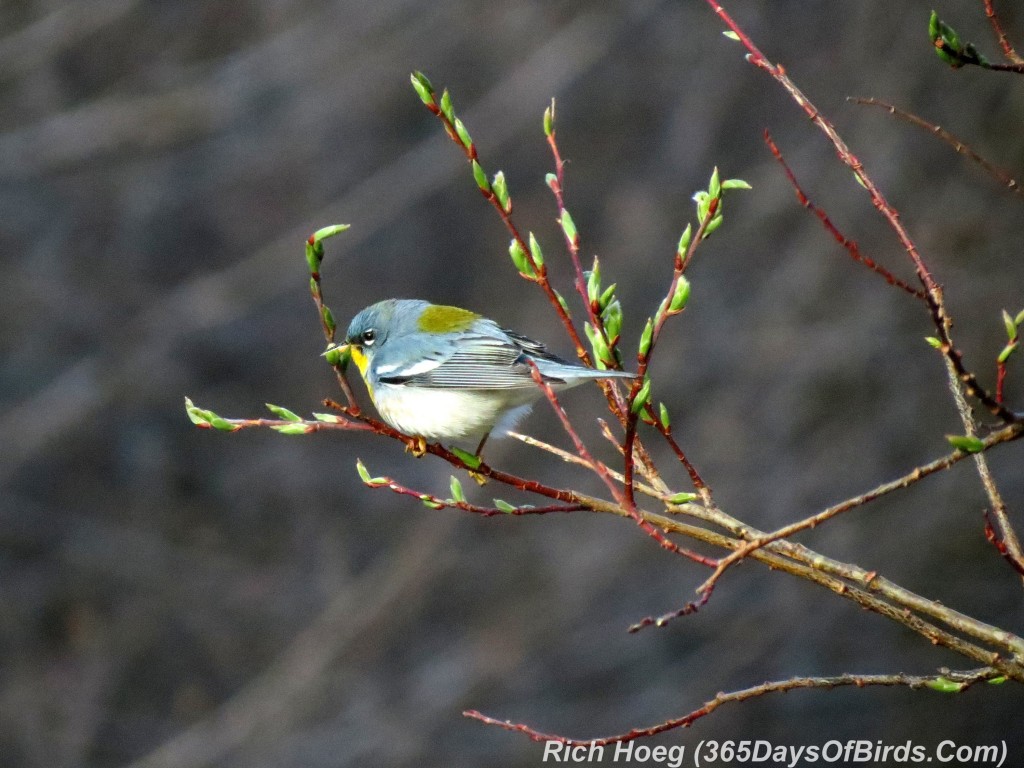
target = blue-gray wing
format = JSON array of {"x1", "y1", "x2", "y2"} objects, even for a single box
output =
[{"x1": 376, "y1": 328, "x2": 566, "y2": 390}]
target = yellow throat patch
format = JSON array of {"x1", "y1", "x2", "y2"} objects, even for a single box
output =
[{"x1": 348, "y1": 345, "x2": 373, "y2": 397}]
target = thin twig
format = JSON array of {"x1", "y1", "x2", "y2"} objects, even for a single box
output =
[
  {"x1": 706, "y1": 0, "x2": 1019, "y2": 426},
  {"x1": 465, "y1": 668, "x2": 1003, "y2": 745},
  {"x1": 765, "y1": 131, "x2": 927, "y2": 299},
  {"x1": 526, "y1": 363, "x2": 718, "y2": 567},
  {"x1": 983, "y1": 0, "x2": 1024, "y2": 64},
  {"x1": 697, "y1": 421, "x2": 1024, "y2": 594},
  {"x1": 849, "y1": 97, "x2": 1023, "y2": 198},
  {"x1": 507, "y1": 431, "x2": 665, "y2": 500}
]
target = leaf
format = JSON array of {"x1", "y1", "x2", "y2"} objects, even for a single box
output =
[
  {"x1": 266, "y1": 403, "x2": 302, "y2": 422},
  {"x1": 659, "y1": 402, "x2": 671, "y2": 429},
  {"x1": 184, "y1": 397, "x2": 211, "y2": 426},
  {"x1": 471, "y1": 159, "x2": 489, "y2": 192},
  {"x1": 666, "y1": 492, "x2": 698, "y2": 505},
  {"x1": 722, "y1": 178, "x2": 752, "y2": 190},
  {"x1": 271, "y1": 423, "x2": 311, "y2": 435},
  {"x1": 494, "y1": 499, "x2": 518, "y2": 513},
  {"x1": 311, "y1": 223, "x2": 350, "y2": 243},
  {"x1": 630, "y1": 377, "x2": 652, "y2": 414},
  {"x1": 946, "y1": 434, "x2": 985, "y2": 453},
  {"x1": 449, "y1": 476, "x2": 466, "y2": 503},
  {"x1": 559, "y1": 209, "x2": 578, "y2": 243},
  {"x1": 926, "y1": 676, "x2": 966, "y2": 693},
  {"x1": 451, "y1": 447, "x2": 482, "y2": 470}
]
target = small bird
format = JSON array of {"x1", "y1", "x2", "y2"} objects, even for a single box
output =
[{"x1": 335, "y1": 299, "x2": 635, "y2": 454}]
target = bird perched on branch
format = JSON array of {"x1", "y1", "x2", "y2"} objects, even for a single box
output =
[{"x1": 332, "y1": 299, "x2": 635, "y2": 455}]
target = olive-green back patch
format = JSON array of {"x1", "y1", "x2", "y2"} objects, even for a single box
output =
[{"x1": 417, "y1": 304, "x2": 480, "y2": 333}]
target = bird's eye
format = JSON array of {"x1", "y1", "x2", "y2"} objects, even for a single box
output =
[{"x1": 361, "y1": 328, "x2": 377, "y2": 346}]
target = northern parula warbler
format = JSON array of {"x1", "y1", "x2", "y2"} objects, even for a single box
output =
[{"x1": 334, "y1": 299, "x2": 636, "y2": 453}]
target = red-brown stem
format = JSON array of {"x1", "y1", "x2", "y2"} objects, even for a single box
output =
[
  {"x1": 627, "y1": 588, "x2": 713, "y2": 633},
  {"x1": 765, "y1": 131, "x2": 927, "y2": 300},
  {"x1": 997, "y1": 359, "x2": 1008, "y2": 404},
  {"x1": 464, "y1": 669, "x2": 1001, "y2": 745},
  {"x1": 984, "y1": 509, "x2": 1024, "y2": 576},
  {"x1": 424, "y1": 102, "x2": 590, "y2": 365},
  {"x1": 653, "y1": 419, "x2": 709, "y2": 495},
  {"x1": 527, "y1": 363, "x2": 717, "y2": 567},
  {"x1": 623, "y1": 204, "x2": 717, "y2": 507},
  {"x1": 363, "y1": 474, "x2": 585, "y2": 517},
  {"x1": 545, "y1": 127, "x2": 629, "y2": 415},
  {"x1": 983, "y1": 0, "x2": 1024, "y2": 64},
  {"x1": 850, "y1": 97, "x2": 1023, "y2": 197},
  {"x1": 704, "y1": 1, "x2": 1019, "y2": 427}
]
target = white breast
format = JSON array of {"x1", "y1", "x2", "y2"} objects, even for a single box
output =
[{"x1": 371, "y1": 384, "x2": 538, "y2": 444}]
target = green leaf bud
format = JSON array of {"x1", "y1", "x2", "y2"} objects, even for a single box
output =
[
  {"x1": 543, "y1": 100, "x2": 555, "y2": 137},
  {"x1": 946, "y1": 434, "x2": 985, "y2": 453},
  {"x1": 722, "y1": 178, "x2": 752, "y2": 191},
  {"x1": 924, "y1": 336, "x2": 942, "y2": 349},
  {"x1": 659, "y1": 402, "x2": 671, "y2": 429},
  {"x1": 602, "y1": 298, "x2": 622, "y2": 340},
  {"x1": 184, "y1": 397, "x2": 211, "y2": 426},
  {"x1": 528, "y1": 232, "x2": 544, "y2": 269},
  {"x1": 559, "y1": 209, "x2": 578, "y2": 244},
  {"x1": 545, "y1": 172, "x2": 558, "y2": 191},
  {"x1": 410, "y1": 71, "x2": 435, "y2": 105},
  {"x1": 305, "y1": 242, "x2": 321, "y2": 274},
  {"x1": 677, "y1": 223, "x2": 693, "y2": 256},
  {"x1": 313, "y1": 413, "x2": 341, "y2": 423},
  {"x1": 997, "y1": 341, "x2": 1017, "y2": 364},
  {"x1": 471, "y1": 160, "x2": 489, "y2": 193},
  {"x1": 439, "y1": 89, "x2": 455, "y2": 121},
  {"x1": 271, "y1": 423, "x2": 310, "y2": 435},
  {"x1": 509, "y1": 238, "x2": 534, "y2": 277},
  {"x1": 669, "y1": 276, "x2": 691, "y2": 313},
  {"x1": 630, "y1": 377, "x2": 652, "y2": 414},
  {"x1": 666, "y1": 491, "x2": 698, "y2": 504},
  {"x1": 356, "y1": 459, "x2": 387, "y2": 486},
  {"x1": 420, "y1": 495, "x2": 445, "y2": 510},
  {"x1": 584, "y1": 322, "x2": 611, "y2": 368},
  {"x1": 708, "y1": 166, "x2": 721, "y2": 200},
  {"x1": 704, "y1": 214, "x2": 724, "y2": 237},
  {"x1": 494, "y1": 499, "x2": 517, "y2": 513},
  {"x1": 455, "y1": 118, "x2": 473, "y2": 150},
  {"x1": 554, "y1": 290, "x2": 570, "y2": 316},
  {"x1": 599, "y1": 283, "x2": 617, "y2": 309},
  {"x1": 722, "y1": 30, "x2": 740, "y2": 41},
  {"x1": 638, "y1": 317, "x2": 654, "y2": 357},
  {"x1": 1002, "y1": 309, "x2": 1017, "y2": 341},
  {"x1": 322, "y1": 305, "x2": 336, "y2": 335},
  {"x1": 323, "y1": 344, "x2": 351, "y2": 368},
  {"x1": 586, "y1": 257, "x2": 601, "y2": 302},
  {"x1": 451, "y1": 447, "x2": 482, "y2": 470},
  {"x1": 1015, "y1": 308, "x2": 1024, "y2": 326},
  {"x1": 312, "y1": 223, "x2": 350, "y2": 243},
  {"x1": 266, "y1": 403, "x2": 302, "y2": 422},
  {"x1": 926, "y1": 676, "x2": 965, "y2": 693},
  {"x1": 492, "y1": 171, "x2": 510, "y2": 213},
  {"x1": 449, "y1": 476, "x2": 466, "y2": 503}
]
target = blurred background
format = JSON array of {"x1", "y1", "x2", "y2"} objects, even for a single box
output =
[{"x1": 2, "y1": 1, "x2": 1024, "y2": 766}]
